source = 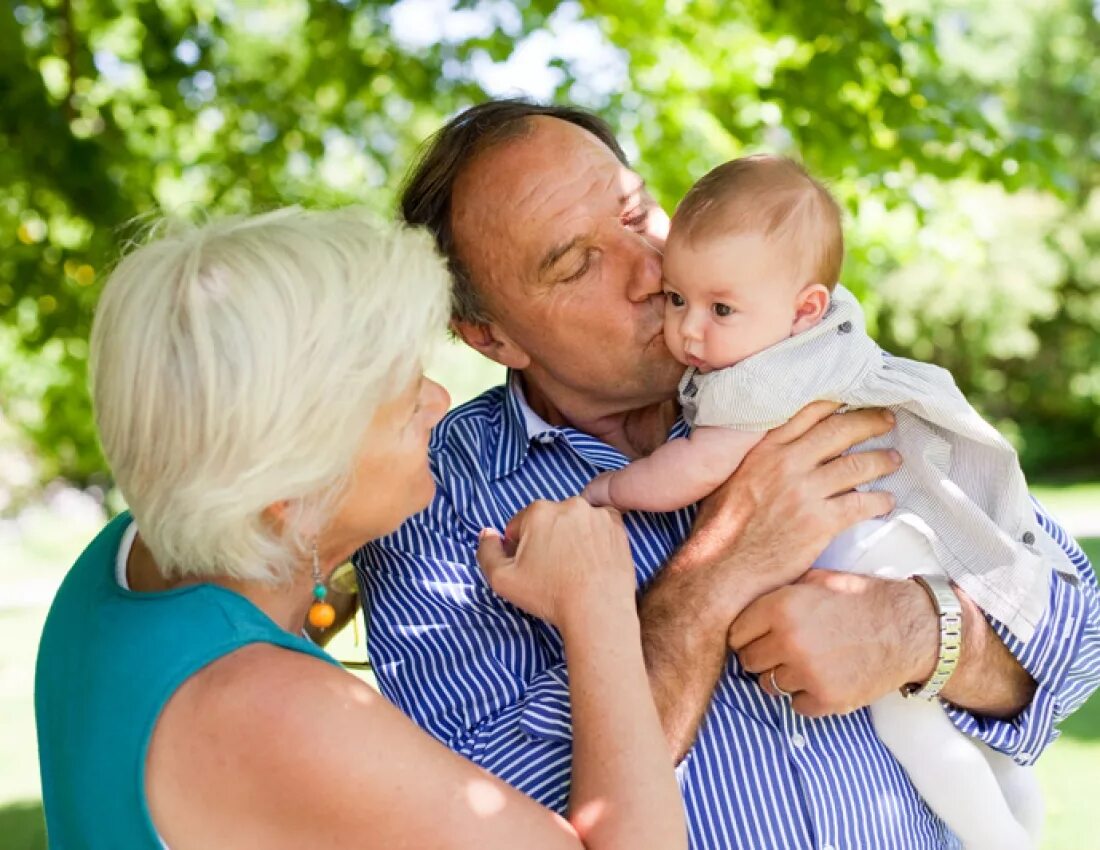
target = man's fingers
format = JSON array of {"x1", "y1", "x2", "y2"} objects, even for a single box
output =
[
  {"x1": 816, "y1": 448, "x2": 902, "y2": 498},
  {"x1": 735, "y1": 635, "x2": 785, "y2": 675},
  {"x1": 758, "y1": 664, "x2": 800, "y2": 699},
  {"x1": 791, "y1": 408, "x2": 895, "y2": 465},
  {"x1": 766, "y1": 401, "x2": 842, "y2": 445},
  {"x1": 726, "y1": 593, "x2": 780, "y2": 651},
  {"x1": 791, "y1": 692, "x2": 829, "y2": 717},
  {"x1": 829, "y1": 490, "x2": 896, "y2": 527}
]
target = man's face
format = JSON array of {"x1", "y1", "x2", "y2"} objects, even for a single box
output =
[{"x1": 450, "y1": 117, "x2": 683, "y2": 414}]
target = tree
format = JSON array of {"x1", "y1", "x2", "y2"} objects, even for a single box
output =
[{"x1": 0, "y1": 0, "x2": 1096, "y2": 497}]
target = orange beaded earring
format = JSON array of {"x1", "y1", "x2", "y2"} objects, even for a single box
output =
[{"x1": 308, "y1": 541, "x2": 336, "y2": 630}]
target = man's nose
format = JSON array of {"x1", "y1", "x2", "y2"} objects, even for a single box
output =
[{"x1": 625, "y1": 236, "x2": 663, "y2": 303}]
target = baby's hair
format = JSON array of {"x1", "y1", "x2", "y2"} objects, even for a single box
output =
[{"x1": 672, "y1": 154, "x2": 844, "y2": 290}]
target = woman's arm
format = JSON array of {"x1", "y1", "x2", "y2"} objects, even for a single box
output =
[
  {"x1": 584, "y1": 427, "x2": 764, "y2": 512},
  {"x1": 147, "y1": 500, "x2": 687, "y2": 850},
  {"x1": 478, "y1": 500, "x2": 686, "y2": 850}
]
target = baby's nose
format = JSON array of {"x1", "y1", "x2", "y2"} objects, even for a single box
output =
[{"x1": 680, "y1": 313, "x2": 704, "y2": 341}]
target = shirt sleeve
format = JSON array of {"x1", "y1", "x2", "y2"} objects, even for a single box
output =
[
  {"x1": 354, "y1": 485, "x2": 575, "y2": 811},
  {"x1": 942, "y1": 505, "x2": 1100, "y2": 764}
]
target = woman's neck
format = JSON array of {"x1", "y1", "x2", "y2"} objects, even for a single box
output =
[{"x1": 127, "y1": 533, "x2": 316, "y2": 635}]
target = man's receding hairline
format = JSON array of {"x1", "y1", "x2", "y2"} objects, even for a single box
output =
[{"x1": 451, "y1": 114, "x2": 629, "y2": 286}]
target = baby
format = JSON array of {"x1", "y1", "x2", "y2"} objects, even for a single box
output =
[{"x1": 584, "y1": 155, "x2": 1077, "y2": 850}]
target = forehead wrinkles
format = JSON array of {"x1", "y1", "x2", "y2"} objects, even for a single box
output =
[
  {"x1": 451, "y1": 123, "x2": 630, "y2": 298},
  {"x1": 518, "y1": 150, "x2": 620, "y2": 222}
]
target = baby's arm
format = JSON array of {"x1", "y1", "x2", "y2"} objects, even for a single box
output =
[{"x1": 584, "y1": 426, "x2": 765, "y2": 512}]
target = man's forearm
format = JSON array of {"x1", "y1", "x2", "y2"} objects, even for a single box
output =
[
  {"x1": 634, "y1": 404, "x2": 903, "y2": 757},
  {"x1": 883, "y1": 577, "x2": 1034, "y2": 718},
  {"x1": 638, "y1": 544, "x2": 765, "y2": 762}
]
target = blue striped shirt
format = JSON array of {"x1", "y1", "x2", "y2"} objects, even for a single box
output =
[{"x1": 356, "y1": 379, "x2": 1100, "y2": 850}]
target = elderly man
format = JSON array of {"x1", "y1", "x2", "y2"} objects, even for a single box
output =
[{"x1": 356, "y1": 100, "x2": 1100, "y2": 849}]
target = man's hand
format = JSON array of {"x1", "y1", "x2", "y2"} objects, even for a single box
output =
[
  {"x1": 671, "y1": 402, "x2": 901, "y2": 611},
  {"x1": 729, "y1": 570, "x2": 938, "y2": 716},
  {"x1": 639, "y1": 402, "x2": 902, "y2": 760},
  {"x1": 730, "y1": 570, "x2": 1037, "y2": 719}
]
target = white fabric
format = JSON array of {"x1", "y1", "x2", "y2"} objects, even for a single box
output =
[
  {"x1": 510, "y1": 372, "x2": 556, "y2": 438},
  {"x1": 679, "y1": 284, "x2": 1076, "y2": 641},
  {"x1": 817, "y1": 520, "x2": 1042, "y2": 850},
  {"x1": 115, "y1": 521, "x2": 138, "y2": 590}
]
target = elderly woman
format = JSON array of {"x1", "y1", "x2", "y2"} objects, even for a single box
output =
[{"x1": 34, "y1": 208, "x2": 687, "y2": 850}]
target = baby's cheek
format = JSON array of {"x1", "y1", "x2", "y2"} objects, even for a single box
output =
[{"x1": 662, "y1": 312, "x2": 679, "y2": 340}]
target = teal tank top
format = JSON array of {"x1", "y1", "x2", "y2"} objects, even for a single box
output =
[{"x1": 34, "y1": 512, "x2": 342, "y2": 848}]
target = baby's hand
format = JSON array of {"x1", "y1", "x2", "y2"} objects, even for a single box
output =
[{"x1": 582, "y1": 471, "x2": 615, "y2": 507}]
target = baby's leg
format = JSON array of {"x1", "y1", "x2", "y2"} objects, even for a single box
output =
[
  {"x1": 871, "y1": 690, "x2": 1034, "y2": 850},
  {"x1": 813, "y1": 513, "x2": 934, "y2": 579},
  {"x1": 982, "y1": 746, "x2": 1044, "y2": 844}
]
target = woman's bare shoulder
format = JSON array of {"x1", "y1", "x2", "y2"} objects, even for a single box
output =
[{"x1": 147, "y1": 642, "x2": 579, "y2": 850}]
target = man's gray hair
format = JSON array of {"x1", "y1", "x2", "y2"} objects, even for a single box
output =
[{"x1": 399, "y1": 99, "x2": 629, "y2": 326}]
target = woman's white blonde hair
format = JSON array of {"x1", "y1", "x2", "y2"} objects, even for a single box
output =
[{"x1": 90, "y1": 206, "x2": 449, "y2": 584}]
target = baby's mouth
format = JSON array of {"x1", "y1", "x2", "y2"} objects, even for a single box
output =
[{"x1": 682, "y1": 352, "x2": 711, "y2": 371}]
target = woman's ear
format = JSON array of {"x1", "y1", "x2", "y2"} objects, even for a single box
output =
[
  {"x1": 262, "y1": 500, "x2": 291, "y2": 536},
  {"x1": 451, "y1": 319, "x2": 532, "y2": 370},
  {"x1": 791, "y1": 284, "x2": 831, "y2": 335}
]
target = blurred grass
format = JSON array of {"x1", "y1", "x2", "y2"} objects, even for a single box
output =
[
  {"x1": 1032, "y1": 482, "x2": 1100, "y2": 518},
  {"x1": 1, "y1": 471, "x2": 1097, "y2": 850}
]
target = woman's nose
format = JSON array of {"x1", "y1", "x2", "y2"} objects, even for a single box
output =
[{"x1": 424, "y1": 378, "x2": 451, "y2": 424}]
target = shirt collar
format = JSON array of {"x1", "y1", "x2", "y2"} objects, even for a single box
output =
[
  {"x1": 510, "y1": 371, "x2": 557, "y2": 440},
  {"x1": 488, "y1": 370, "x2": 540, "y2": 480},
  {"x1": 490, "y1": 369, "x2": 689, "y2": 481}
]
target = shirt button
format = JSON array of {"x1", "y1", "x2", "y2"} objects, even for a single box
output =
[
  {"x1": 1018, "y1": 751, "x2": 1032, "y2": 761},
  {"x1": 790, "y1": 732, "x2": 807, "y2": 749},
  {"x1": 837, "y1": 321, "x2": 852, "y2": 334},
  {"x1": 536, "y1": 433, "x2": 555, "y2": 445},
  {"x1": 822, "y1": 844, "x2": 836, "y2": 850},
  {"x1": 1022, "y1": 531, "x2": 1036, "y2": 545}
]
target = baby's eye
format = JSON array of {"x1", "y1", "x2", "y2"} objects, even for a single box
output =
[
  {"x1": 666, "y1": 292, "x2": 685, "y2": 307},
  {"x1": 712, "y1": 303, "x2": 733, "y2": 317}
]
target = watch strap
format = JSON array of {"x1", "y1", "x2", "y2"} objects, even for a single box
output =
[{"x1": 903, "y1": 574, "x2": 963, "y2": 701}]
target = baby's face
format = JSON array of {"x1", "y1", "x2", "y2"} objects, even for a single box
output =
[{"x1": 661, "y1": 231, "x2": 804, "y2": 373}]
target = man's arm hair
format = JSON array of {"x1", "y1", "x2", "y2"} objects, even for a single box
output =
[{"x1": 635, "y1": 405, "x2": 900, "y2": 759}]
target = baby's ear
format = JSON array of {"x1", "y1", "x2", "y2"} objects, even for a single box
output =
[{"x1": 791, "y1": 284, "x2": 831, "y2": 334}]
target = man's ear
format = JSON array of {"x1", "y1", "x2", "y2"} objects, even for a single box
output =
[
  {"x1": 791, "y1": 284, "x2": 831, "y2": 335},
  {"x1": 451, "y1": 319, "x2": 532, "y2": 370}
]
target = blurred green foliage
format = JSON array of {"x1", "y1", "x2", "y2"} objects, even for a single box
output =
[{"x1": 0, "y1": 0, "x2": 1097, "y2": 497}]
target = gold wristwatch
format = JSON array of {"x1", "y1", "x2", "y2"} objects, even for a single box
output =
[{"x1": 903, "y1": 574, "x2": 963, "y2": 701}]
